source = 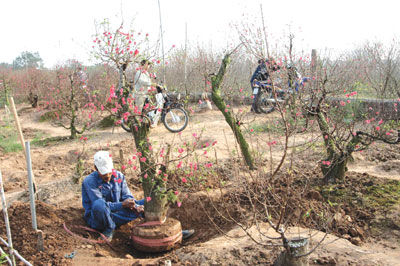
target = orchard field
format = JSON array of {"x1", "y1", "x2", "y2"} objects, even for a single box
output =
[{"x1": 0, "y1": 101, "x2": 399, "y2": 265}]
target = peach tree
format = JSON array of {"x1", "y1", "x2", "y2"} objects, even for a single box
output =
[
  {"x1": 42, "y1": 60, "x2": 102, "y2": 139},
  {"x1": 91, "y1": 19, "x2": 182, "y2": 221},
  {"x1": 304, "y1": 50, "x2": 400, "y2": 183}
]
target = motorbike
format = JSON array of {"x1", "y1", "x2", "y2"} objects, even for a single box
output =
[
  {"x1": 121, "y1": 85, "x2": 189, "y2": 133},
  {"x1": 253, "y1": 76, "x2": 310, "y2": 114}
]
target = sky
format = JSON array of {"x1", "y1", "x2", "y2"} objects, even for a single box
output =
[{"x1": 1, "y1": 0, "x2": 399, "y2": 68}]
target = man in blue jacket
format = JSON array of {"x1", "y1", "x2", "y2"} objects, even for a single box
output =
[
  {"x1": 82, "y1": 151, "x2": 144, "y2": 241},
  {"x1": 82, "y1": 151, "x2": 194, "y2": 241}
]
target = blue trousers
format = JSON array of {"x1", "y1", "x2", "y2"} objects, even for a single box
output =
[{"x1": 86, "y1": 199, "x2": 144, "y2": 232}]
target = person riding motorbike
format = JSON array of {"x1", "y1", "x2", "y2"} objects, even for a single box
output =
[{"x1": 250, "y1": 58, "x2": 280, "y2": 113}]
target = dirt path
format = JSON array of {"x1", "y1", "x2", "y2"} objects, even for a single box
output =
[{"x1": 349, "y1": 160, "x2": 400, "y2": 180}]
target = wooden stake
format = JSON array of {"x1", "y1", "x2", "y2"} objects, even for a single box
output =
[{"x1": 8, "y1": 97, "x2": 26, "y2": 157}]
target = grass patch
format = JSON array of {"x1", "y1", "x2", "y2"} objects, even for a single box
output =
[
  {"x1": 364, "y1": 180, "x2": 400, "y2": 208},
  {"x1": 0, "y1": 124, "x2": 23, "y2": 153},
  {"x1": 31, "y1": 136, "x2": 71, "y2": 147},
  {"x1": 314, "y1": 173, "x2": 400, "y2": 236},
  {"x1": 247, "y1": 122, "x2": 283, "y2": 134},
  {"x1": 0, "y1": 122, "x2": 70, "y2": 152},
  {"x1": 318, "y1": 176, "x2": 400, "y2": 211},
  {"x1": 247, "y1": 116, "x2": 309, "y2": 135}
]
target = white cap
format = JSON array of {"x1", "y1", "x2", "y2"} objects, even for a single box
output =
[{"x1": 94, "y1": 151, "x2": 113, "y2": 175}]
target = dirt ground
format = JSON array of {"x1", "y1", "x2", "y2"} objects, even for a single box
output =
[{"x1": 0, "y1": 104, "x2": 399, "y2": 265}]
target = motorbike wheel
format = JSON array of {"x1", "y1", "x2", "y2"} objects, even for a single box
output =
[
  {"x1": 162, "y1": 107, "x2": 189, "y2": 133},
  {"x1": 257, "y1": 90, "x2": 275, "y2": 114}
]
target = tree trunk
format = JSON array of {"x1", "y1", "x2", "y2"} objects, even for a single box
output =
[
  {"x1": 211, "y1": 54, "x2": 255, "y2": 170},
  {"x1": 274, "y1": 237, "x2": 309, "y2": 266},
  {"x1": 70, "y1": 115, "x2": 77, "y2": 139},
  {"x1": 132, "y1": 121, "x2": 168, "y2": 221},
  {"x1": 70, "y1": 128, "x2": 77, "y2": 139},
  {"x1": 321, "y1": 155, "x2": 347, "y2": 183}
]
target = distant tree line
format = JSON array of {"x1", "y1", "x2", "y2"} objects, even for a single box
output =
[{"x1": 2, "y1": 39, "x2": 400, "y2": 109}]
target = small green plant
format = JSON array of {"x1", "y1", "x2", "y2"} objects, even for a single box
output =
[
  {"x1": 39, "y1": 110, "x2": 62, "y2": 122},
  {"x1": 31, "y1": 135, "x2": 69, "y2": 147},
  {"x1": 98, "y1": 115, "x2": 117, "y2": 128},
  {"x1": 73, "y1": 136, "x2": 89, "y2": 184},
  {"x1": 0, "y1": 252, "x2": 9, "y2": 264}
]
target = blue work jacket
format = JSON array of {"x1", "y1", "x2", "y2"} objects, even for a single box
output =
[{"x1": 82, "y1": 171, "x2": 135, "y2": 221}]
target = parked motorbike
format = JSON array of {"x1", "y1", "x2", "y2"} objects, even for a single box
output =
[{"x1": 121, "y1": 85, "x2": 189, "y2": 133}]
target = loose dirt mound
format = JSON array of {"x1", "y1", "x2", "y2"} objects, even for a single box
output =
[
  {"x1": 0, "y1": 201, "x2": 83, "y2": 265},
  {"x1": 0, "y1": 190, "x2": 243, "y2": 265}
]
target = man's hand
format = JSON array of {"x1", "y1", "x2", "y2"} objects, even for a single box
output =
[
  {"x1": 122, "y1": 198, "x2": 136, "y2": 209},
  {"x1": 122, "y1": 199, "x2": 144, "y2": 213},
  {"x1": 135, "y1": 205, "x2": 144, "y2": 213}
]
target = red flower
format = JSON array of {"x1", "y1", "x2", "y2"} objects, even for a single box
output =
[{"x1": 177, "y1": 161, "x2": 183, "y2": 169}]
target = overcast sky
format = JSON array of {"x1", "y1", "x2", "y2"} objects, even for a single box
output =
[{"x1": 1, "y1": 0, "x2": 399, "y2": 67}]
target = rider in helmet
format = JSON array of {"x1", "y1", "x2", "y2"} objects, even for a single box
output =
[{"x1": 250, "y1": 58, "x2": 280, "y2": 113}]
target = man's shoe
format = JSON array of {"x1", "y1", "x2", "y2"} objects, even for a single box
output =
[
  {"x1": 102, "y1": 229, "x2": 114, "y2": 242},
  {"x1": 182, "y1": 229, "x2": 195, "y2": 240}
]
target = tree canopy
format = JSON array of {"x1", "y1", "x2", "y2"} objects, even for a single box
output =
[{"x1": 12, "y1": 51, "x2": 43, "y2": 69}]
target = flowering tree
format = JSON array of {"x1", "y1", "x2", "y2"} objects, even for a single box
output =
[
  {"x1": 305, "y1": 50, "x2": 400, "y2": 183},
  {"x1": 91, "y1": 19, "x2": 181, "y2": 221},
  {"x1": 43, "y1": 60, "x2": 101, "y2": 139},
  {"x1": 15, "y1": 68, "x2": 51, "y2": 107}
]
